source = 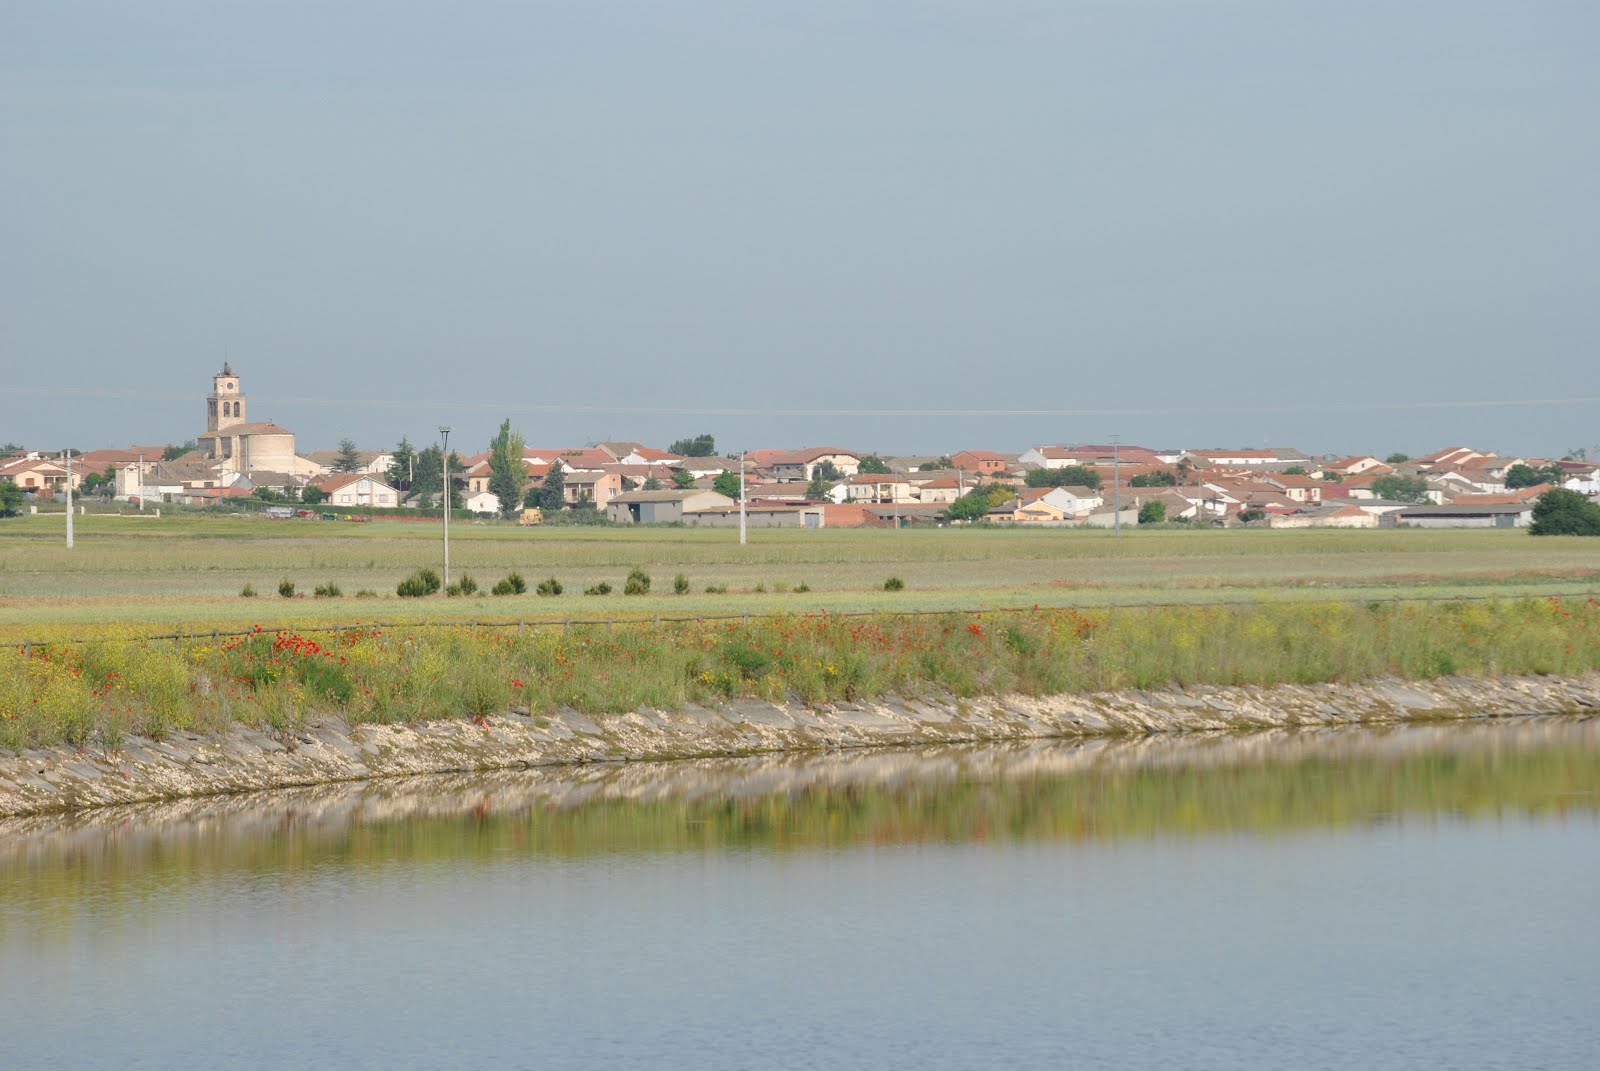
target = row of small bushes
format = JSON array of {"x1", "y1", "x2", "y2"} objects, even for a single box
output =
[
  {"x1": 242, "y1": 581, "x2": 378, "y2": 599},
  {"x1": 248, "y1": 570, "x2": 901, "y2": 599}
]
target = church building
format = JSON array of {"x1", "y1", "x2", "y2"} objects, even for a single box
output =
[{"x1": 196, "y1": 364, "x2": 320, "y2": 479}]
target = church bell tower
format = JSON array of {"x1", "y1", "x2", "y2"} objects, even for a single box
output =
[{"x1": 208, "y1": 362, "x2": 246, "y2": 433}]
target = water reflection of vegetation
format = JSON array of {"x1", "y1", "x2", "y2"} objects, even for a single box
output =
[{"x1": 5, "y1": 723, "x2": 1596, "y2": 920}]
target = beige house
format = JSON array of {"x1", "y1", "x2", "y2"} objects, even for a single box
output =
[
  {"x1": 843, "y1": 473, "x2": 913, "y2": 504},
  {"x1": 912, "y1": 475, "x2": 964, "y2": 503},
  {"x1": 311, "y1": 473, "x2": 400, "y2": 508},
  {"x1": 0, "y1": 457, "x2": 76, "y2": 493},
  {"x1": 564, "y1": 470, "x2": 623, "y2": 509},
  {"x1": 607, "y1": 489, "x2": 736, "y2": 524},
  {"x1": 767, "y1": 448, "x2": 861, "y2": 482}
]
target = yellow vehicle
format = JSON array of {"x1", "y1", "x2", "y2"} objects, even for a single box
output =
[{"x1": 518, "y1": 508, "x2": 543, "y2": 526}]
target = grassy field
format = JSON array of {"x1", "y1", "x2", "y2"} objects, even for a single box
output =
[
  {"x1": 5, "y1": 597, "x2": 1599, "y2": 752},
  {"x1": 2, "y1": 511, "x2": 1598, "y2": 638}
]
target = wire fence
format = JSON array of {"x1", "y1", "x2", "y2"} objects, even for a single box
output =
[{"x1": 7, "y1": 588, "x2": 1598, "y2": 657}]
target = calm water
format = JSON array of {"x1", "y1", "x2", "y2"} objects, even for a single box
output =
[{"x1": 3, "y1": 720, "x2": 1598, "y2": 1070}]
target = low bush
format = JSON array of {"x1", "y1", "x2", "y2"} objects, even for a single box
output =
[
  {"x1": 536, "y1": 576, "x2": 563, "y2": 596},
  {"x1": 585, "y1": 581, "x2": 612, "y2": 596},
  {"x1": 240, "y1": 584, "x2": 257, "y2": 598},
  {"x1": 704, "y1": 584, "x2": 727, "y2": 594},
  {"x1": 457, "y1": 574, "x2": 479, "y2": 596},
  {"x1": 278, "y1": 579, "x2": 296, "y2": 599},
  {"x1": 624, "y1": 568, "x2": 651, "y2": 596},
  {"x1": 673, "y1": 573, "x2": 690, "y2": 595},
  {"x1": 883, "y1": 577, "x2": 905, "y2": 591},
  {"x1": 313, "y1": 582, "x2": 342, "y2": 598},
  {"x1": 794, "y1": 582, "x2": 810, "y2": 593},
  {"x1": 495, "y1": 572, "x2": 527, "y2": 595},
  {"x1": 397, "y1": 568, "x2": 442, "y2": 598}
]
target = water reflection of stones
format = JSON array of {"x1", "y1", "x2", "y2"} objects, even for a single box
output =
[{"x1": 3, "y1": 717, "x2": 1596, "y2": 871}]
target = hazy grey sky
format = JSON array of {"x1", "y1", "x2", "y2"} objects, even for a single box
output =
[{"x1": 4, "y1": 2, "x2": 1597, "y2": 458}]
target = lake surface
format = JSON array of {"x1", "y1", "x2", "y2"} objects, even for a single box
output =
[{"x1": 3, "y1": 719, "x2": 1598, "y2": 1070}]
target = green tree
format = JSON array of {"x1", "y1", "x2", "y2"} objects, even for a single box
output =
[
  {"x1": 1505, "y1": 462, "x2": 1565, "y2": 489},
  {"x1": 539, "y1": 462, "x2": 566, "y2": 510},
  {"x1": 1138, "y1": 501, "x2": 1166, "y2": 525},
  {"x1": 412, "y1": 445, "x2": 464, "y2": 509},
  {"x1": 81, "y1": 468, "x2": 115, "y2": 497},
  {"x1": 946, "y1": 490, "x2": 989, "y2": 522},
  {"x1": 0, "y1": 480, "x2": 23, "y2": 517},
  {"x1": 387, "y1": 437, "x2": 417, "y2": 493},
  {"x1": 858, "y1": 455, "x2": 892, "y2": 474},
  {"x1": 806, "y1": 471, "x2": 832, "y2": 499},
  {"x1": 1282, "y1": 466, "x2": 1309, "y2": 476},
  {"x1": 332, "y1": 438, "x2": 364, "y2": 473},
  {"x1": 668, "y1": 434, "x2": 716, "y2": 457},
  {"x1": 1130, "y1": 471, "x2": 1176, "y2": 487},
  {"x1": 1025, "y1": 465, "x2": 1101, "y2": 490},
  {"x1": 1528, "y1": 488, "x2": 1600, "y2": 536},
  {"x1": 713, "y1": 470, "x2": 741, "y2": 498},
  {"x1": 301, "y1": 485, "x2": 326, "y2": 505},
  {"x1": 642, "y1": 477, "x2": 663, "y2": 491},
  {"x1": 487, "y1": 419, "x2": 528, "y2": 518},
  {"x1": 946, "y1": 484, "x2": 1011, "y2": 522},
  {"x1": 814, "y1": 460, "x2": 843, "y2": 482},
  {"x1": 162, "y1": 440, "x2": 197, "y2": 461},
  {"x1": 1238, "y1": 508, "x2": 1267, "y2": 524},
  {"x1": 919, "y1": 456, "x2": 954, "y2": 471},
  {"x1": 671, "y1": 469, "x2": 697, "y2": 489},
  {"x1": 1384, "y1": 452, "x2": 1410, "y2": 465},
  {"x1": 1370, "y1": 474, "x2": 1430, "y2": 503}
]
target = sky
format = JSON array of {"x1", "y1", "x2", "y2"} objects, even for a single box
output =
[{"x1": 4, "y1": 1, "x2": 1598, "y2": 460}]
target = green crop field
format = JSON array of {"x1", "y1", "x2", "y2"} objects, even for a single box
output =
[{"x1": 1, "y1": 511, "x2": 1597, "y2": 639}]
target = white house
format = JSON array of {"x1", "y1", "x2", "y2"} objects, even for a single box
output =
[{"x1": 310, "y1": 473, "x2": 400, "y2": 508}]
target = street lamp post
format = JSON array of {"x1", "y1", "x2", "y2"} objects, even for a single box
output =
[
  {"x1": 1112, "y1": 435, "x2": 1121, "y2": 537},
  {"x1": 739, "y1": 451, "x2": 747, "y2": 546},
  {"x1": 439, "y1": 426, "x2": 451, "y2": 588},
  {"x1": 64, "y1": 449, "x2": 74, "y2": 550}
]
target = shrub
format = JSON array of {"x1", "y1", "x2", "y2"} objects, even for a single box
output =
[
  {"x1": 278, "y1": 579, "x2": 296, "y2": 599},
  {"x1": 240, "y1": 584, "x2": 257, "y2": 598},
  {"x1": 753, "y1": 582, "x2": 766, "y2": 593},
  {"x1": 445, "y1": 583, "x2": 462, "y2": 597},
  {"x1": 585, "y1": 581, "x2": 612, "y2": 595},
  {"x1": 492, "y1": 572, "x2": 530, "y2": 596},
  {"x1": 795, "y1": 582, "x2": 810, "y2": 593},
  {"x1": 704, "y1": 584, "x2": 727, "y2": 594},
  {"x1": 355, "y1": 589, "x2": 378, "y2": 599},
  {"x1": 397, "y1": 567, "x2": 442, "y2": 597},
  {"x1": 673, "y1": 573, "x2": 690, "y2": 595},
  {"x1": 624, "y1": 568, "x2": 651, "y2": 595},
  {"x1": 313, "y1": 582, "x2": 342, "y2": 598},
  {"x1": 536, "y1": 576, "x2": 563, "y2": 596},
  {"x1": 883, "y1": 576, "x2": 905, "y2": 591},
  {"x1": 457, "y1": 573, "x2": 479, "y2": 596},
  {"x1": 1138, "y1": 501, "x2": 1166, "y2": 525}
]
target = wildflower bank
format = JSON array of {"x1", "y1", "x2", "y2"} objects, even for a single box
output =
[{"x1": 3, "y1": 598, "x2": 1599, "y2": 753}]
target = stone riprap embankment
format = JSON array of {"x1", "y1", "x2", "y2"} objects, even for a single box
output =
[{"x1": 2, "y1": 672, "x2": 1597, "y2": 818}]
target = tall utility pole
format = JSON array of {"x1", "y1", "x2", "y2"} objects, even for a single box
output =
[
  {"x1": 1111, "y1": 435, "x2": 1121, "y2": 537},
  {"x1": 439, "y1": 426, "x2": 451, "y2": 587},
  {"x1": 64, "y1": 449, "x2": 74, "y2": 549},
  {"x1": 738, "y1": 451, "x2": 747, "y2": 546}
]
